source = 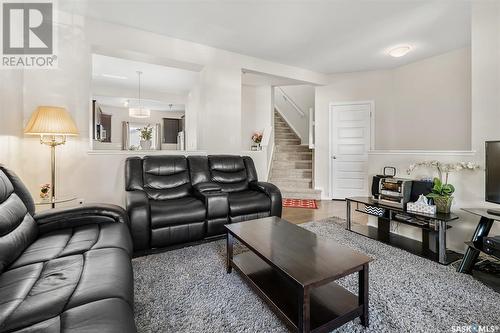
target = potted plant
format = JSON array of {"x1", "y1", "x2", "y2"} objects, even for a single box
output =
[
  {"x1": 138, "y1": 124, "x2": 153, "y2": 150},
  {"x1": 407, "y1": 161, "x2": 479, "y2": 213},
  {"x1": 40, "y1": 183, "x2": 51, "y2": 200},
  {"x1": 426, "y1": 177, "x2": 455, "y2": 213},
  {"x1": 252, "y1": 131, "x2": 263, "y2": 150}
]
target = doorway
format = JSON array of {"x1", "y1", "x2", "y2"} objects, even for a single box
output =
[{"x1": 329, "y1": 101, "x2": 374, "y2": 199}]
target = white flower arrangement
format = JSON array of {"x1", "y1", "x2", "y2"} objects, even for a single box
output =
[
  {"x1": 406, "y1": 160, "x2": 480, "y2": 183},
  {"x1": 407, "y1": 160, "x2": 480, "y2": 213}
]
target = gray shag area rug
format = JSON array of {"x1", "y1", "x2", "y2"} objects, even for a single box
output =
[{"x1": 133, "y1": 218, "x2": 500, "y2": 332}]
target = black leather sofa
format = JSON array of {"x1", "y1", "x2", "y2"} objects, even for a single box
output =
[
  {"x1": 0, "y1": 165, "x2": 136, "y2": 333},
  {"x1": 125, "y1": 155, "x2": 282, "y2": 252}
]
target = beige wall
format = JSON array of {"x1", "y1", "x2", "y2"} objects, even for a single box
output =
[
  {"x1": 468, "y1": 2, "x2": 500, "y2": 238},
  {"x1": 4, "y1": 14, "x2": 326, "y2": 207},
  {"x1": 315, "y1": 47, "x2": 472, "y2": 199},
  {"x1": 313, "y1": 4, "x2": 500, "y2": 251},
  {"x1": 275, "y1": 85, "x2": 314, "y2": 144},
  {"x1": 389, "y1": 48, "x2": 471, "y2": 150},
  {"x1": 241, "y1": 85, "x2": 273, "y2": 149},
  {"x1": 316, "y1": 47, "x2": 471, "y2": 150}
]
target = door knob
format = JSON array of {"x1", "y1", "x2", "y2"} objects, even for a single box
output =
[{"x1": 332, "y1": 155, "x2": 337, "y2": 159}]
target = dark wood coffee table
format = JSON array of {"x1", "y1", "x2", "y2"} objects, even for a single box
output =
[{"x1": 225, "y1": 217, "x2": 373, "y2": 333}]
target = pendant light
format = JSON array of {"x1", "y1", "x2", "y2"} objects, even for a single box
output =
[{"x1": 129, "y1": 71, "x2": 151, "y2": 118}]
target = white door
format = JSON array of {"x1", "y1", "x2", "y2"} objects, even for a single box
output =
[{"x1": 330, "y1": 102, "x2": 373, "y2": 199}]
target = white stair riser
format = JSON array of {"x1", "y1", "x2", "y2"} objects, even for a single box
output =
[
  {"x1": 271, "y1": 170, "x2": 312, "y2": 178},
  {"x1": 270, "y1": 177, "x2": 312, "y2": 183},
  {"x1": 275, "y1": 137, "x2": 300, "y2": 142},
  {"x1": 273, "y1": 181, "x2": 312, "y2": 189},
  {"x1": 272, "y1": 161, "x2": 312, "y2": 169},
  {"x1": 274, "y1": 146, "x2": 311, "y2": 152},
  {"x1": 274, "y1": 153, "x2": 312, "y2": 161},
  {"x1": 275, "y1": 134, "x2": 297, "y2": 140}
]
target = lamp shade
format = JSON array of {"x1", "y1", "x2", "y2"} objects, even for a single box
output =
[
  {"x1": 129, "y1": 107, "x2": 151, "y2": 118},
  {"x1": 24, "y1": 106, "x2": 79, "y2": 136}
]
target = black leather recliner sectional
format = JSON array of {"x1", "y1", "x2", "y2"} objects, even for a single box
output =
[
  {"x1": 125, "y1": 155, "x2": 282, "y2": 252},
  {"x1": 0, "y1": 165, "x2": 136, "y2": 333}
]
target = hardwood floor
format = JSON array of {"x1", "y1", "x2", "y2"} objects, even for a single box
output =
[{"x1": 283, "y1": 199, "x2": 368, "y2": 225}]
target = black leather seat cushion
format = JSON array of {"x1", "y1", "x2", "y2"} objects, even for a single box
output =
[
  {"x1": 10, "y1": 298, "x2": 136, "y2": 333},
  {"x1": 150, "y1": 197, "x2": 206, "y2": 228},
  {"x1": 0, "y1": 248, "x2": 133, "y2": 332},
  {"x1": 228, "y1": 190, "x2": 271, "y2": 216},
  {"x1": 0, "y1": 166, "x2": 136, "y2": 332},
  {"x1": 142, "y1": 156, "x2": 192, "y2": 201},
  {"x1": 8, "y1": 222, "x2": 132, "y2": 270},
  {"x1": 208, "y1": 156, "x2": 249, "y2": 192}
]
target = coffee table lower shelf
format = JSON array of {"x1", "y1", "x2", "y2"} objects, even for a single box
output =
[{"x1": 231, "y1": 251, "x2": 363, "y2": 332}]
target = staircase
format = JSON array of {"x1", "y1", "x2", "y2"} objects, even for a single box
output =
[{"x1": 270, "y1": 110, "x2": 321, "y2": 200}]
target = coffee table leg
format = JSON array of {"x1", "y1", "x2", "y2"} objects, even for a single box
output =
[
  {"x1": 226, "y1": 233, "x2": 233, "y2": 274},
  {"x1": 298, "y1": 287, "x2": 311, "y2": 333},
  {"x1": 359, "y1": 263, "x2": 369, "y2": 327}
]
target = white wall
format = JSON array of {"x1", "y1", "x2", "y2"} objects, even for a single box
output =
[
  {"x1": 315, "y1": 47, "x2": 472, "y2": 199},
  {"x1": 241, "y1": 85, "x2": 273, "y2": 149},
  {"x1": 6, "y1": 13, "x2": 326, "y2": 207},
  {"x1": 0, "y1": 71, "x2": 24, "y2": 172},
  {"x1": 275, "y1": 85, "x2": 314, "y2": 144}
]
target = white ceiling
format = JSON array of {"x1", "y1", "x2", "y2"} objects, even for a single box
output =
[
  {"x1": 92, "y1": 54, "x2": 200, "y2": 95},
  {"x1": 67, "y1": 0, "x2": 471, "y2": 74}
]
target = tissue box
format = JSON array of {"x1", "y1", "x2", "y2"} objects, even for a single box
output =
[{"x1": 407, "y1": 201, "x2": 437, "y2": 215}]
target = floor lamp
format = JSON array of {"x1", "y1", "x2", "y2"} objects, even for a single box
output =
[{"x1": 24, "y1": 106, "x2": 79, "y2": 208}]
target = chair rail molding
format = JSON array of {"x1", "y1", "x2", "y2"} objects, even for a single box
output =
[{"x1": 368, "y1": 150, "x2": 476, "y2": 156}]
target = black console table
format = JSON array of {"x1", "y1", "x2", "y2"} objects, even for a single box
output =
[
  {"x1": 458, "y1": 208, "x2": 500, "y2": 273},
  {"x1": 346, "y1": 197, "x2": 461, "y2": 265}
]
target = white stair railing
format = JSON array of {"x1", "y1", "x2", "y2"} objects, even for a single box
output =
[
  {"x1": 309, "y1": 107, "x2": 315, "y2": 149},
  {"x1": 276, "y1": 87, "x2": 305, "y2": 117}
]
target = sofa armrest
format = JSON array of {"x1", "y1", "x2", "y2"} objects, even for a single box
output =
[
  {"x1": 126, "y1": 190, "x2": 150, "y2": 252},
  {"x1": 193, "y1": 184, "x2": 228, "y2": 220},
  {"x1": 193, "y1": 182, "x2": 222, "y2": 194},
  {"x1": 34, "y1": 203, "x2": 129, "y2": 234},
  {"x1": 249, "y1": 181, "x2": 283, "y2": 217}
]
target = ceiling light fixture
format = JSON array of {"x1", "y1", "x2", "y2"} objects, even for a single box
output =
[
  {"x1": 388, "y1": 45, "x2": 412, "y2": 58},
  {"x1": 129, "y1": 71, "x2": 151, "y2": 118}
]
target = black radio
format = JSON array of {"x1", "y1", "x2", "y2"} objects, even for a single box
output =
[
  {"x1": 372, "y1": 166, "x2": 434, "y2": 203},
  {"x1": 372, "y1": 167, "x2": 396, "y2": 199}
]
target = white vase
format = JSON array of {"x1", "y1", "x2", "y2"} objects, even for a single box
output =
[{"x1": 140, "y1": 140, "x2": 152, "y2": 150}]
